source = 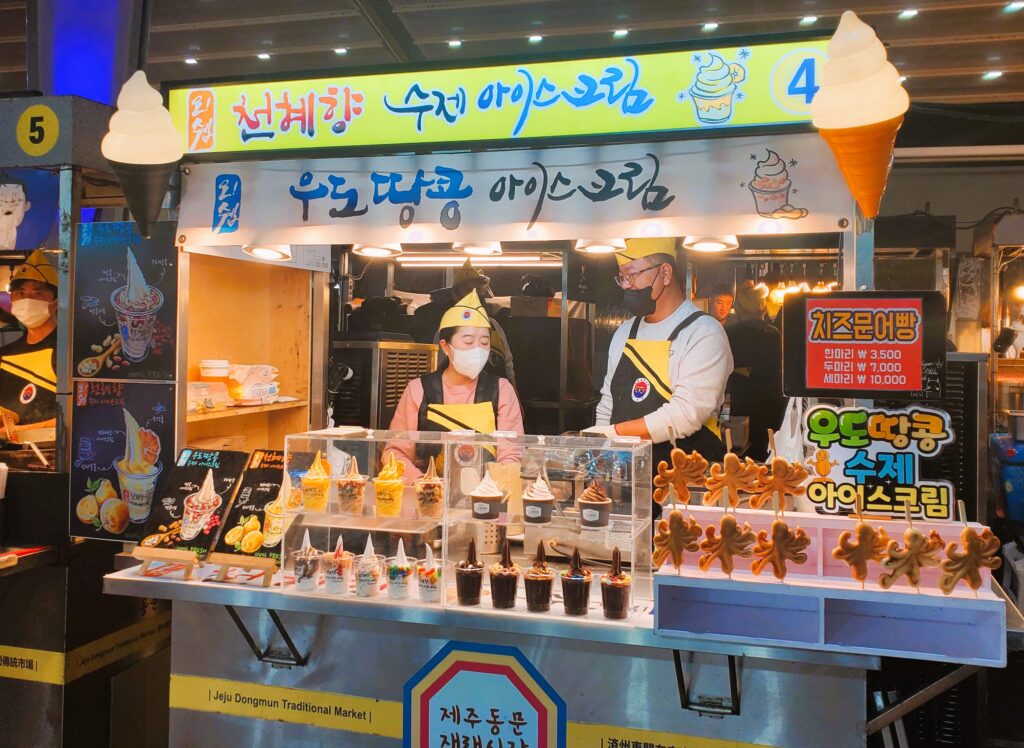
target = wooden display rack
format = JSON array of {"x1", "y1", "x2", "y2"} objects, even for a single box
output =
[
  {"x1": 131, "y1": 546, "x2": 201, "y2": 580},
  {"x1": 207, "y1": 552, "x2": 278, "y2": 587}
]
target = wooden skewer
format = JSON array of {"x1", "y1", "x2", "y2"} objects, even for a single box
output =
[
  {"x1": 723, "y1": 485, "x2": 729, "y2": 514},
  {"x1": 767, "y1": 429, "x2": 777, "y2": 459},
  {"x1": 957, "y1": 499, "x2": 968, "y2": 528},
  {"x1": 772, "y1": 491, "x2": 780, "y2": 521},
  {"x1": 725, "y1": 429, "x2": 733, "y2": 454}
]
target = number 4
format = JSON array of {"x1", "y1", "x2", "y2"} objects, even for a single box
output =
[{"x1": 788, "y1": 58, "x2": 819, "y2": 104}]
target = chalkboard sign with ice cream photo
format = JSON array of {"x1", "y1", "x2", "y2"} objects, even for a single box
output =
[{"x1": 73, "y1": 221, "x2": 177, "y2": 382}]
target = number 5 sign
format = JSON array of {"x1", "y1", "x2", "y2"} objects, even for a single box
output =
[
  {"x1": 769, "y1": 48, "x2": 828, "y2": 116},
  {"x1": 16, "y1": 104, "x2": 60, "y2": 157}
]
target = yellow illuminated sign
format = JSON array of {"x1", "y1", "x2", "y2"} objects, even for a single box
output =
[{"x1": 169, "y1": 39, "x2": 827, "y2": 156}]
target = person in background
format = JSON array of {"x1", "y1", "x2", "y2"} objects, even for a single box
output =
[
  {"x1": 708, "y1": 282, "x2": 735, "y2": 326},
  {"x1": 586, "y1": 237, "x2": 732, "y2": 471},
  {"x1": 0, "y1": 250, "x2": 58, "y2": 437},
  {"x1": 725, "y1": 280, "x2": 786, "y2": 461},
  {"x1": 386, "y1": 289, "x2": 524, "y2": 479}
]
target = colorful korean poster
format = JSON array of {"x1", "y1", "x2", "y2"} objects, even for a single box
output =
[
  {"x1": 783, "y1": 291, "x2": 946, "y2": 401},
  {"x1": 211, "y1": 450, "x2": 285, "y2": 562},
  {"x1": 802, "y1": 403, "x2": 956, "y2": 520},
  {"x1": 138, "y1": 449, "x2": 249, "y2": 559},
  {"x1": 69, "y1": 380, "x2": 175, "y2": 542},
  {"x1": 73, "y1": 221, "x2": 178, "y2": 382},
  {"x1": 0, "y1": 168, "x2": 58, "y2": 251}
]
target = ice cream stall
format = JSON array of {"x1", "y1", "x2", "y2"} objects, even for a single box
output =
[{"x1": 98, "y1": 14, "x2": 1022, "y2": 747}]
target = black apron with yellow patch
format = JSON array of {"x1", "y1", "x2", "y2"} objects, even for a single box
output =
[
  {"x1": 0, "y1": 331, "x2": 57, "y2": 426},
  {"x1": 415, "y1": 369, "x2": 499, "y2": 473},
  {"x1": 610, "y1": 312, "x2": 725, "y2": 474}
]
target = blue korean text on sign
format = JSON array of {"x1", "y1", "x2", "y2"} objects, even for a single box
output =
[{"x1": 212, "y1": 174, "x2": 241, "y2": 234}]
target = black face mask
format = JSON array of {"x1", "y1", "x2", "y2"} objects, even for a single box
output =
[{"x1": 622, "y1": 287, "x2": 657, "y2": 317}]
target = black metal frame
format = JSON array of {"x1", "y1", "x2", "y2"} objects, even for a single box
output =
[
  {"x1": 672, "y1": 650, "x2": 741, "y2": 716},
  {"x1": 866, "y1": 664, "x2": 981, "y2": 737},
  {"x1": 224, "y1": 605, "x2": 309, "y2": 667}
]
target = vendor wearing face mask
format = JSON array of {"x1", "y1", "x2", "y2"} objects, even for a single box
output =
[
  {"x1": 0, "y1": 250, "x2": 59, "y2": 437},
  {"x1": 385, "y1": 289, "x2": 524, "y2": 478},
  {"x1": 586, "y1": 238, "x2": 732, "y2": 466}
]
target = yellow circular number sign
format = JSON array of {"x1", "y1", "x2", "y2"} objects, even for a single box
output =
[
  {"x1": 16, "y1": 104, "x2": 60, "y2": 157},
  {"x1": 769, "y1": 49, "x2": 829, "y2": 117}
]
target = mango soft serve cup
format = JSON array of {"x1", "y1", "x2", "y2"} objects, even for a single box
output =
[
  {"x1": 373, "y1": 452, "x2": 405, "y2": 517},
  {"x1": 301, "y1": 450, "x2": 331, "y2": 512},
  {"x1": 116, "y1": 407, "x2": 161, "y2": 524}
]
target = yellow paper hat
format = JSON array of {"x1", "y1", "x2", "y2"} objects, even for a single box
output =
[
  {"x1": 10, "y1": 250, "x2": 57, "y2": 289},
  {"x1": 616, "y1": 237, "x2": 677, "y2": 266},
  {"x1": 440, "y1": 289, "x2": 490, "y2": 330}
]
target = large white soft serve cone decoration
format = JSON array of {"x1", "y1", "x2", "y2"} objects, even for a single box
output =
[
  {"x1": 811, "y1": 11, "x2": 909, "y2": 219},
  {"x1": 101, "y1": 70, "x2": 184, "y2": 238}
]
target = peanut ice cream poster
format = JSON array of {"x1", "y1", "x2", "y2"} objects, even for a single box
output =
[
  {"x1": 70, "y1": 380, "x2": 175, "y2": 543},
  {"x1": 73, "y1": 221, "x2": 177, "y2": 382}
]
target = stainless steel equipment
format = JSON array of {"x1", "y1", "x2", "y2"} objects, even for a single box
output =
[{"x1": 330, "y1": 340, "x2": 436, "y2": 429}]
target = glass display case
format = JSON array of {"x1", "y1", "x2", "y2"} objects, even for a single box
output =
[{"x1": 281, "y1": 428, "x2": 653, "y2": 619}]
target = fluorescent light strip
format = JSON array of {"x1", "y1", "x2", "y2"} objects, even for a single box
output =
[
  {"x1": 400, "y1": 261, "x2": 562, "y2": 268},
  {"x1": 397, "y1": 254, "x2": 543, "y2": 262}
]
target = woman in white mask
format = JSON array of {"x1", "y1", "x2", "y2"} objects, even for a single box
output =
[{"x1": 385, "y1": 289, "x2": 524, "y2": 478}]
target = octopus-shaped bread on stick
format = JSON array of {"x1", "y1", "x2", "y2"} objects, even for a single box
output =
[
  {"x1": 750, "y1": 457, "x2": 810, "y2": 510},
  {"x1": 938, "y1": 526, "x2": 1001, "y2": 595},
  {"x1": 750, "y1": 519, "x2": 811, "y2": 580},
  {"x1": 878, "y1": 528, "x2": 943, "y2": 590},
  {"x1": 704, "y1": 454, "x2": 760, "y2": 508},
  {"x1": 653, "y1": 448, "x2": 708, "y2": 505},
  {"x1": 698, "y1": 514, "x2": 756, "y2": 576},
  {"x1": 652, "y1": 510, "x2": 703, "y2": 573},
  {"x1": 832, "y1": 521, "x2": 889, "y2": 584}
]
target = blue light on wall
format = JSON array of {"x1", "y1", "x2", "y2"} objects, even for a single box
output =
[{"x1": 43, "y1": 0, "x2": 134, "y2": 105}]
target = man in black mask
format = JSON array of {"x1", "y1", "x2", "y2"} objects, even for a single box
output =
[{"x1": 585, "y1": 238, "x2": 732, "y2": 466}]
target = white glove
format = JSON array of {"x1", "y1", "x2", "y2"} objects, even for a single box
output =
[{"x1": 581, "y1": 424, "x2": 618, "y2": 439}]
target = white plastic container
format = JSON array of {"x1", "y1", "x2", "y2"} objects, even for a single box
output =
[{"x1": 199, "y1": 359, "x2": 231, "y2": 379}]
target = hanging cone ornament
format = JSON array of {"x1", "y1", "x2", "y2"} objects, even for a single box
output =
[
  {"x1": 101, "y1": 71, "x2": 184, "y2": 238},
  {"x1": 811, "y1": 11, "x2": 909, "y2": 220}
]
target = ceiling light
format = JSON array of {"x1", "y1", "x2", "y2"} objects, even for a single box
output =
[
  {"x1": 184, "y1": 57, "x2": 198, "y2": 65},
  {"x1": 799, "y1": 15, "x2": 818, "y2": 25},
  {"x1": 702, "y1": 22, "x2": 719, "y2": 32},
  {"x1": 448, "y1": 39, "x2": 462, "y2": 48},
  {"x1": 398, "y1": 261, "x2": 561, "y2": 268},
  {"x1": 334, "y1": 47, "x2": 348, "y2": 55},
  {"x1": 453, "y1": 241, "x2": 501, "y2": 256},
  {"x1": 397, "y1": 253, "x2": 541, "y2": 263},
  {"x1": 242, "y1": 244, "x2": 291, "y2": 261},
  {"x1": 897, "y1": 9, "x2": 918, "y2": 19},
  {"x1": 574, "y1": 239, "x2": 626, "y2": 255},
  {"x1": 682, "y1": 235, "x2": 739, "y2": 253},
  {"x1": 1006, "y1": 2, "x2": 1024, "y2": 11},
  {"x1": 257, "y1": 52, "x2": 271, "y2": 60},
  {"x1": 983, "y1": 70, "x2": 1004, "y2": 80},
  {"x1": 528, "y1": 35, "x2": 543, "y2": 43},
  {"x1": 613, "y1": 29, "x2": 629, "y2": 38},
  {"x1": 353, "y1": 243, "x2": 403, "y2": 258},
  {"x1": 1011, "y1": 284, "x2": 1024, "y2": 301}
]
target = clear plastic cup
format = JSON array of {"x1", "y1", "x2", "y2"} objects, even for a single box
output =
[
  {"x1": 386, "y1": 556, "x2": 417, "y2": 600},
  {"x1": 292, "y1": 550, "x2": 321, "y2": 592},
  {"x1": 355, "y1": 554, "x2": 385, "y2": 597},
  {"x1": 322, "y1": 552, "x2": 353, "y2": 595},
  {"x1": 115, "y1": 461, "x2": 162, "y2": 524}
]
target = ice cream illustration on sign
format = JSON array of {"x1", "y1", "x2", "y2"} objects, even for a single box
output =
[
  {"x1": 111, "y1": 247, "x2": 164, "y2": 363},
  {"x1": 747, "y1": 150, "x2": 809, "y2": 220},
  {"x1": 688, "y1": 52, "x2": 747, "y2": 125},
  {"x1": 114, "y1": 407, "x2": 161, "y2": 525}
]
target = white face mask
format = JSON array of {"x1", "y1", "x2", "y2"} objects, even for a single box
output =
[
  {"x1": 12, "y1": 298, "x2": 53, "y2": 329},
  {"x1": 449, "y1": 346, "x2": 489, "y2": 379}
]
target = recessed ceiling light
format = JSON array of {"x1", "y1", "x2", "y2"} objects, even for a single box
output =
[
  {"x1": 682, "y1": 235, "x2": 738, "y2": 253},
  {"x1": 799, "y1": 15, "x2": 818, "y2": 25},
  {"x1": 702, "y1": 21, "x2": 719, "y2": 31},
  {"x1": 334, "y1": 47, "x2": 348, "y2": 55},
  {"x1": 983, "y1": 70, "x2": 1004, "y2": 80},
  {"x1": 353, "y1": 244, "x2": 403, "y2": 258},
  {"x1": 257, "y1": 52, "x2": 271, "y2": 60},
  {"x1": 1005, "y1": 1, "x2": 1024, "y2": 11},
  {"x1": 528, "y1": 34, "x2": 543, "y2": 43},
  {"x1": 184, "y1": 57, "x2": 198, "y2": 65},
  {"x1": 613, "y1": 29, "x2": 629, "y2": 38},
  {"x1": 242, "y1": 244, "x2": 291, "y2": 262},
  {"x1": 897, "y1": 9, "x2": 918, "y2": 19},
  {"x1": 448, "y1": 39, "x2": 462, "y2": 48}
]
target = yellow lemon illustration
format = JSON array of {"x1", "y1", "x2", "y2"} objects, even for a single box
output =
[
  {"x1": 76, "y1": 495, "x2": 98, "y2": 523},
  {"x1": 243, "y1": 516, "x2": 260, "y2": 534},
  {"x1": 240, "y1": 531, "x2": 264, "y2": 553},
  {"x1": 224, "y1": 525, "x2": 245, "y2": 546}
]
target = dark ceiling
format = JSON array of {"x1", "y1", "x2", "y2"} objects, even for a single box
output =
[{"x1": 2, "y1": 0, "x2": 1023, "y2": 103}]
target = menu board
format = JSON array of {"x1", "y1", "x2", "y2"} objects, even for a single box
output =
[
  {"x1": 211, "y1": 450, "x2": 285, "y2": 562},
  {"x1": 69, "y1": 380, "x2": 176, "y2": 542},
  {"x1": 138, "y1": 449, "x2": 249, "y2": 558},
  {"x1": 783, "y1": 291, "x2": 946, "y2": 401},
  {"x1": 73, "y1": 221, "x2": 178, "y2": 382}
]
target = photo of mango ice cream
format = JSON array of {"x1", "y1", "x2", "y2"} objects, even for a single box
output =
[
  {"x1": 114, "y1": 407, "x2": 161, "y2": 524},
  {"x1": 373, "y1": 452, "x2": 406, "y2": 517},
  {"x1": 301, "y1": 450, "x2": 331, "y2": 512},
  {"x1": 689, "y1": 53, "x2": 747, "y2": 124}
]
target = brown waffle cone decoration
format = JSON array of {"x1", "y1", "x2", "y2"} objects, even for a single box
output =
[
  {"x1": 832, "y1": 521, "x2": 888, "y2": 583},
  {"x1": 704, "y1": 453, "x2": 760, "y2": 508},
  {"x1": 818, "y1": 115, "x2": 904, "y2": 219},
  {"x1": 750, "y1": 457, "x2": 810, "y2": 510},
  {"x1": 938, "y1": 526, "x2": 1001, "y2": 595},
  {"x1": 750, "y1": 519, "x2": 811, "y2": 580},
  {"x1": 878, "y1": 528, "x2": 943, "y2": 590},
  {"x1": 653, "y1": 448, "x2": 708, "y2": 505},
  {"x1": 652, "y1": 509, "x2": 702, "y2": 573},
  {"x1": 698, "y1": 514, "x2": 756, "y2": 576}
]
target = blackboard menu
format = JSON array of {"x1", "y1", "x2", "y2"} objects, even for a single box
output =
[
  {"x1": 211, "y1": 450, "x2": 285, "y2": 562},
  {"x1": 69, "y1": 380, "x2": 176, "y2": 542},
  {"x1": 138, "y1": 449, "x2": 249, "y2": 558},
  {"x1": 73, "y1": 221, "x2": 177, "y2": 382}
]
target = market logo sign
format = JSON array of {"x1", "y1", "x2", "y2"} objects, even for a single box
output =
[{"x1": 403, "y1": 641, "x2": 566, "y2": 748}]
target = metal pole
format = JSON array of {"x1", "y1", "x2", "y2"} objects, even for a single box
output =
[
  {"x1": 559, "y1": 246, "x2": 569, "y2": 434},
  {"x1": 310, "y1": 270, "x2": 329, "y2": 429},
  {"x1": 54, "y1": 166, "x2": 81, "y2": 472}
]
